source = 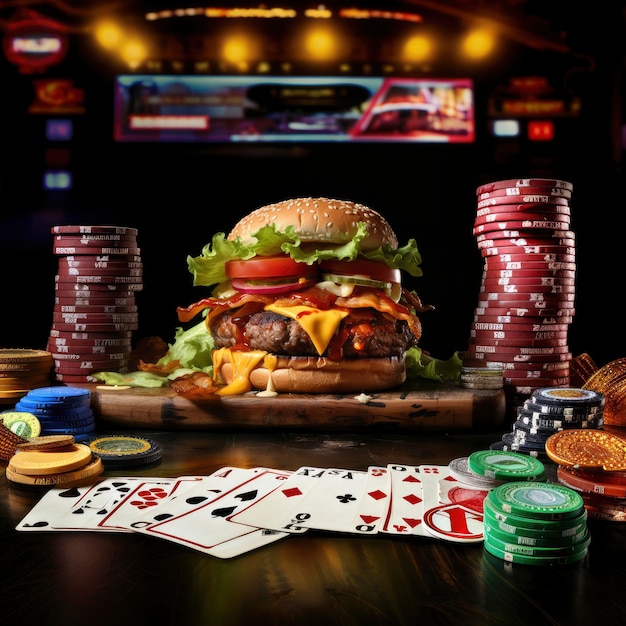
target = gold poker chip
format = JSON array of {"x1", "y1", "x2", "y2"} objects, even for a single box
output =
[
  {"x1": 545, "y1": 429, "x2": 626, "y2": 471},
  {"x1": 15, "y1": 434, "x2": 75, "y2": 451},
  {"x1": 9, "y1": 443, "x2": 93, "y2": 476},
  {"x1": 6, "y1": 455, "x2": 104, "y2": 488}
]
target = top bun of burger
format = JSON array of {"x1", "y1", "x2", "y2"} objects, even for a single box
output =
[{"x1": 228, "y1": 197, "x2": 398, "y2": 250}]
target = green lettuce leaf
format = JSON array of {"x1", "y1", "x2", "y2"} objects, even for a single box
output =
[
  {"x1": 187, "y1": 222, "x2": 423, "y2": 288},
  {"x1": 405, "y1": 347, "x2": 462, "y2": 383}
]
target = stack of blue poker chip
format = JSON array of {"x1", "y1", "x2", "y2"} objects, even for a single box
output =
[{"x1": 14, "y1": 386, "x2": 95, "y2": 441}]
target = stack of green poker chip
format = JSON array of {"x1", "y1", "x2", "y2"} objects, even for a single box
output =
[{"x1": 483, "y1": 481, "x2": 590, "y2": 565}]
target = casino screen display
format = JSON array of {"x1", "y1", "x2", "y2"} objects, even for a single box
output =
[{"x1": 113, "y1": 75, "x2": 475, "y2": 143}]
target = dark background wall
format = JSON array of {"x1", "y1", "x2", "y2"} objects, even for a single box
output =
[{"x1": 1, "y1": 1, "x2": 624, "y2": 369}]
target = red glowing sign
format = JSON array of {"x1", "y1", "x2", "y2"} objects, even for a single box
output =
[
  {"x1": 2, "y1": 9, "x2": 68, "y2": 73},
  {"x1": 528, "y1": 120, "x2": 554, "y2": 141}
]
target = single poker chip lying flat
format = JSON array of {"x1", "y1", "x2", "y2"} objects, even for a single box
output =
[
  {"x1": 530, "y1": 387, "x2": 605, "y2": 408},
  {"x1": 448, "y1": 456, "x2": 505, "y2": 488},
  {"x1": 9, "y1": 443, "x2": 93, "y2": 475},
  {"x1": 468, "y1": 450, "x2": 546, "y2": 481},
  {"x1": 16, "y1": 434, "x2": 75, "y2": 451},
  {"x1": 85, "y1": 435, "x2": 162, "y2": 467},
  {"x1": 545, "y1": 429, "x2": 626, "y2": 471},
  {"x1": 557, "y1": 466, "x2": 626, "y2": 498}
]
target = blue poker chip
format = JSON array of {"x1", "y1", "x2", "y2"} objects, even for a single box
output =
[
  {"x1": 85, "y1": 435, "x2": 162, "y2": 468},
  {"x1": 20, "y1": 386, "x2": 91, "y2": 410}
]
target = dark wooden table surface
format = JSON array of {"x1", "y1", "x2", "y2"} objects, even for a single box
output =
[{"x1": 2, "y1": 427, "x2": 625, "y2": 626}]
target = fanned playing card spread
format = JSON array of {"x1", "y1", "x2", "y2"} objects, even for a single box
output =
[{"x1": 16, "y1": 463, "x2": 487, "y2": 558}]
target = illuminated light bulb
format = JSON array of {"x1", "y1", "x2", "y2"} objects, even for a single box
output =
[
  {"x1": 121, "y1": 40, "x2": 148, "y2": 69},
  {"x1": 462, "y1": 29, "x2": 495, "y2": 59},
  {"x1": 223, "y1": 37, "x2": 249, "y2": 63},
  {"x1": 94, "y1": 21, "x2": 123, "y2": 49},
  {"x1": 305, "y1": 28, "x2": 336, "y2": 60},
  {"x1": 403, "y1": 35, "x2": 432, "y2": 61}
]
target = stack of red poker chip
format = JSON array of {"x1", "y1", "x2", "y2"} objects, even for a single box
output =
[
  {"x1": 47, "y1": 225, "x2": 142, "y2": 383},
  {"x1": 466, "y1": 178, "x2": 575, "y2": 399}
]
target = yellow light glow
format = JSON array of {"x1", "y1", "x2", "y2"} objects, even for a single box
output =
[
  {"x1": 305, "y1": 28, "x2": 336, "y2": 61},
  {"x1": 223, "y1": 36, "x2": 249, "y2": 63},
  {"x1": 94, "y1": 20, "x2": 123, "y2": 49},
  {"x1": 121, "y1": 39, "x2": 148, "y2": 68},
  {"x1": 462, "y1": 28, "x2": 495, "y2": 59},
  {"x1": 403, "y1": 35, "x2": 432, "y2": 61}
]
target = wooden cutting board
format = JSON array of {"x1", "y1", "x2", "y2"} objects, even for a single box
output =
[{"x1": 75, "y1": 381, "x2": 507, "y2": 432}]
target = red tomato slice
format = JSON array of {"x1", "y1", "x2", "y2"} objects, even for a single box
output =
[
  {"x1": 231, "y1": 276, "x2": 317, "y2": 294},
  {"x1": 319, "y1": 258, "x2": 401, "y2": 284},
  {"x1": 226, "y1": 256, "x2": 313, "y2": 279}
]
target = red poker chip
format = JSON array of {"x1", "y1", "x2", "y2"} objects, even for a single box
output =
[
  {"x1": 478, "y1": 290, "x2": 575, "y2": 302},
  {"x1": 474, "y1": 311, "x2": 574, "y2": 324},
  {"x1": 53, "y1": 373, "x2": 99, "y2": 383},
  {"x1": 47, "y1": 334, "x2": 132, "y2": 346},
  {"x1": 477, "y1": 232, "x2": 575, "y2": 244},
  {"x1": 52, "y1": 225, "x2": 139, "y2": 236},
  {"x1": 54, "y1": 365, "x2": 128, "y2": 376},
  {"x1": 475, "y1": 229, "x2": 574, "y2": 243},
  {"x1": 481, "y1": 274, "x2": 576, "y2": 286},
  {"x1": 58, "y1": 258, "x2": 143, "y2": 270},
  {"x1": 477, "y1": 238, "x2": 576, "y2": 252},
  {"x1": 482, "y1": 268, "x2": 576, "y2": 279},
  {"x1": 482, "y1": 260, "x2": 577, "y2": 271},
  {"x1": 53, "y1": 233, "x2": 138, "y2": 244},
  {"x1": 481, "y1": 247, "x2": 576, "y2": 259},
  {"x1": 473, "y1": 220, "x2": 570, "y2": 236},
  {"x1": 56, "y1": 267, "x2": 143, "y2": 279},
  {"x1": 504, "y1": 376, "x2": 570, "y2": 387},
  {"x1": 51, "y1": 322, "x2": 138, "y2": 332},
  {"x1": 54, "y1": 281, "x2": 137, "y2": 292},
  {"x1": 48, "y1": 343, "x2": 133, "y2": 356},
  {"x1": 468, "y1": 332, "x2": 568, "y2": 347},
  {"x1": 52, "y1": 350, "x2": 130, "y2": 362},
  {"x1": 474, "y1": 210, "x2": 571, "y2": 227},
  {"x1": 62, "y1": 254, "x2": 142, "y2": 263},
  {"x1": 472, "y1": 320, "x2": 570, "y2": 332},
  {"x1": 464, "y1": 350, "x2": 572, "y2": 363},
  {"x1": 467, "y1": 341, "x2": 570, "y2": 355},
  {"x1": 460, "y1": 358, "x2": 569, "y2": 373},
  {"x1": 53, "y1": 356, "x2": 129, "y2": 367},
  {"x1": 52, "y1": 312, "x2": 139, "y2": 324},
  {"x1": 504, "y1": 366, "x2": 570, "y2": 379},
  {"x1": 53, "y1": 246, "x2": 141, "y2": 256},
  {"x1": 474, "y1": 306, "x2": 575, "y2": 319},
  {"x1": 55, "y1": 296, "x2": 137, "y2": 307},
  {"x1": 54, "y1": 304, "x2": 138, "y2": 314},
  {"x1": 476, "y1": 178, "x2": 573, "y2": 194},
  {"x1": 476, "y1": 195, "x2": 569, "y2": 210},
  {"x1": 473, "y1": 315, "x2": 571, "y2": 328},
  {"x1": 49, "y1": 330, "x2": 132, "y2": 340},
  {"x1": 477, "y1": 185, "x2": 572, "y2": 200},
  {"x1": 557, "y1": 467, "x2": 626, "y2": 499},
  {"x1": 55, "y1": 277, "x2": 143, "y2": 290},
  {"x1": 479, "y1": 283, "x2": 576, "y2": 295},
  {"x1": 476, "y1": 203, "x2": 571, "y2": 218}
]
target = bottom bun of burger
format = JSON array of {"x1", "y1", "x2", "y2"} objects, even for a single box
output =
[{"x1": 219, "y1": 353, "x2": 406, "y2": 394}]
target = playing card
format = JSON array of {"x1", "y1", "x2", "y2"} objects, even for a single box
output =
[
  {"x1": 16, "y1": 483, "x2": 99, "y2": 531},
  {"x1": 381, "y1": 464, "x2": 426, "y2": 536},
  {"x1": 277, "y1": 467, "x2": 371, "y2": 534},
  {"x1": 142, "y1": 468, "x2": 292, "y2": 554},
  {"x1": 95, "y1": 477, "x2": 203, "y2": 530},
  {"x1": 129, "y1": 467, "x2": 268, "y2": 530},
  {"x1": 228, "y1": 465, "x2": 329, "y2": 533},
  {"x1": 349, "y1": 466, "x2": 391, "y2": 534}
]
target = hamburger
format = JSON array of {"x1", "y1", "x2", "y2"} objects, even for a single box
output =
[{"x1": 171, "y1": 197, "x2": 433, "y2": 395}]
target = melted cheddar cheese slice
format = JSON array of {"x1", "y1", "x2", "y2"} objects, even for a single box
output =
[{"x1": 264, "y1": 303, "x2": 349, "y2": 355}]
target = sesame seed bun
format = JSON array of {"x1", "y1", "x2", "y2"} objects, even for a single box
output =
[{"x1": 228, "y1": 197, "x2": 398, "y2": 250}]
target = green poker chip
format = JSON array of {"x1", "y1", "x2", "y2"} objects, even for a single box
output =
[
  {"x1": 483, "y1": 534, "x2": 590, "y2": 565},
  {"x1": 483, "y1": 517, "x2": 589, "y2": 548},
  {"x1": 487, "y1": 481, "x2": 585, "y2": 520},
  {"x1": 483, "y1": 498, "x2": 588, "y2": 538},
  {"x1": 468, "y1": 450, "x2": 546, "y2": 482}
]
